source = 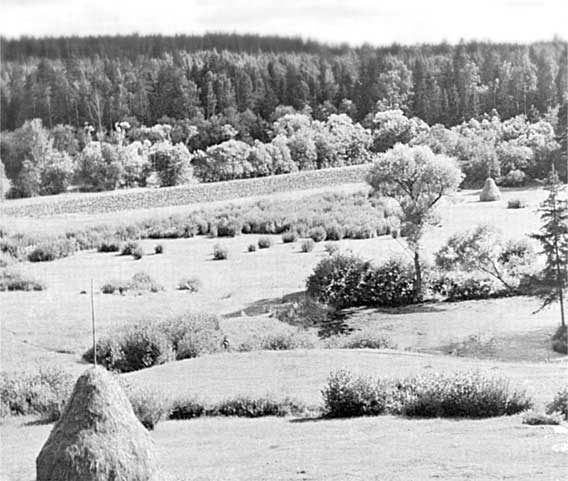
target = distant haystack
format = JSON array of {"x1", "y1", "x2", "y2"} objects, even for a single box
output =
[
  {"x1": 36, "y1": 367, "x2": 161, "y2": 481},
  {"x1": 479, "y1": 178, "x2": 501, "y2": 202}
]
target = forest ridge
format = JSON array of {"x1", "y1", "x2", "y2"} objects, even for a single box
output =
[{"x1": 1, "y1": 34, "x2": 566, "y2": 133}]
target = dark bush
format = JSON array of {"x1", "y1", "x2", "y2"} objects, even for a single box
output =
[
  {"x1": 215, "y1": 218, "x2": 242, "y2": 237},
  {"x1": 247, "y1": 243, "x2": 257, "y2": 252},
  {"x1": 212, "y1": 244, "x2": 229, "y2": 260},
  {"x1": 125, "y1": 384, "x2": 171, "y2": 430},
  {"x1": 97, "y1": 239, "x2": 121, "y2": 252},
  {"x1": 551, "y1": 325, "x2": 567, "y2": 354},
  {"x1": 169, "y1": 398, "x2": 205, "y2": 419},
  {"x1": 507, "y1": 198, "x2": 527, "y2": 209},
  {"x1": 100, "y1": 271, "x2": 163, "y2": 295},
  {"x1": 325, "y1": 223, "x2": 344, "y2": 241},
  {"x1": 132, "y1": 246, "x2": 144, "y2": 260},
  {"x1": 306, "y1": 253, "x2": 370, "y2": 308},
  {"x1": 362, "y1": 258, "x2": 416, "y2": 307},
  {"x1": 154, "y1": 244, "x2": 164, "y2": 254},
  {"x1": 322, "y1": 370, "x2": 388, "y2": 418},
  {"x1": 115, "y1": 323, "x2": 175, "y2": 372},
  {"x1": 257, "y1": 237, "x2": 273, "y2": 249},
  {"x1": 309, "y1": 226, "x2": 327, "y2": 242},
  {"x1": 522, "y1": 411, "x2": 562, "y2": 425},
  {"x1": 119, "y1": 240, "x2": 139, "y2": 256}
]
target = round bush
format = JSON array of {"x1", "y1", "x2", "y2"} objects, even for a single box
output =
[
  {"x1": 361, "y1": 259, "x2": 416, "y2": 307},
  {"x1": 212, "y1": 244, "x2": 229, "y2": 260},
  {"x1": 306, "y1": 253, "x2": 370, "y2": 308},
  {"x1": 247, "y1": 243, "x2": 257, "y2": 252},
  {"x1": 257, "y1": 237, "x2": 273, "y2": 249},
  {"x1": 308, "y1": 226, "x2": 327, "y2": 242},
  {"x1": 154, "y1": 244, "x2": 164, "y2": 254},
  {"x1": 300, "y1": 239, "x2": 315, "y2": 253},
  {"x1": 281, "y1": 231, "x2": 298, "y2": 243},
  {"x1": 325, "y1": 223, "x2": 345, "y2": 241}
]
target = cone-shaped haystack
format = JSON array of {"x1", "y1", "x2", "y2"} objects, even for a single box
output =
[
  {"x1": 479, "y1": 178, "x2": 501, "y2": 202},
  {"x1": 37, "y1": 367, "x2": 161, "y2": 481}
]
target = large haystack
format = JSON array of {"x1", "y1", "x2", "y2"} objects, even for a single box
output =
[
  {"x1": 479, "y1": 178, "x2": 501, "y2": 202},
  {"x1": 36, "y1": 367, "x2": 161, "y2": 481}
]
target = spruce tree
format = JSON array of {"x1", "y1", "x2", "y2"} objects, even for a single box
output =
[{"x1": 531, "y1": 168, "x2": 568, "y2": 327}]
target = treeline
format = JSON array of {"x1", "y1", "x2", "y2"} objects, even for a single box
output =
[
  {"x1": 0, "y1": 35, "x2": 567, "y2": 135},
  {"x1": 1, "y1": 107, "x2": 564, "y2": 199}
]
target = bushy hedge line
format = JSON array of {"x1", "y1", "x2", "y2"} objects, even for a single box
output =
[
  {"x1": 322, "y1": 370, "x2": 533, "y2": 418},
  {"x1": 0, "y1": 269, "x2": 46, "y2": 291}
]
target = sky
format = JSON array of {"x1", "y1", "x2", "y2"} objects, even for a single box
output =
[{"x1": 0, "y1": 0, "x2": 566, "y2": 46}]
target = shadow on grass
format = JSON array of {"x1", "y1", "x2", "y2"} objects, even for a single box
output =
[
  {"x1": 24, "y1": 417, "x2": 56, "y2": 426},
  {"x1": 223, "y1": 291, "x2": 306, "y2": 318}
]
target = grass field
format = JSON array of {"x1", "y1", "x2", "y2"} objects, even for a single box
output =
[{"x1": 1, "y1": 183, "x2": 566, "y2": 481}]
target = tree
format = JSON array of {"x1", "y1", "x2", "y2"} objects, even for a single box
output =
[
  {"x1": 435, "y1": 225, "x2": 535, "y2": 291},
  {"x1": 531, "y1": 169, "x2": 568, "y2": 327},
  {"x1": 366, "y1": 144, "x2": 463, "y2": 300}
]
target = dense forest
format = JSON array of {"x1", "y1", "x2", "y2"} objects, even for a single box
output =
[
  {"x1": 1, "y1": 34, "x2": 566, "y2": 132},
  {"x1": 0, "y1": 34, "x2": 566, "y2": 199}
]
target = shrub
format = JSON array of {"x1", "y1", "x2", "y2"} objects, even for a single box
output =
[
  {"x1": 257, "y1": 237, "x2": 273, "y2": 249},
  {"x1": 0, "y1": 366, "x2": 73, "y2": 422},
  {"x1": 215, "y1": 218, "x2": 242, "y2": 237},
  {"x1": 125, "y1": 384, "x2": 171, "y2": 430},
  {"x1": 212, "y1": 244, "x2": 229, "y2": 260},
  {"x1": 522, "y1": 411, "x2": 562, "y2": 425},
  {"x1": 161, "y1": 312, "x2": 224, "y2": 360},
  {"x1": 362, "y1": 258, "x2": 416, "y2": 307},
  {"x1": 247, "y1": 243, "x2": 257, "y2": 252},
  {"x1": 546, "y1": 388, "x2": 568, "y2": 420},
  {"x1": 395, "y1": 371, "x2": 532, "y2": 418},
  {"x1": 431, "y1": 273, "x2": 497, "y2": 301},
  {"x1": 257, "y1": 329, "x2": 315, "y2": 351},
  {"x1": 500, "y1": 169, "x2": 526, "y2": 187},
  {"x1": 322, "y1": 370, "x2": 389, "y2": 418},
  {"x1": 169, "y1": 397, "x2": 205, "y2": 419},
  {"x1": 300, "y1": 239, "x2": 315, "y2": 253},
  {"x1": 325, "y1": 223, "x2": 344, "y2": 241},
  {"x1": 0, "y1": 270, "x2": 45, "y2": 291},
  {"x1": 551, "y1": 325, "x2": 567, "y2": 354},
  {"x1": 120, "y1": 240, "x2": 139, "y2": 256},
  {"x1": 97, "y1": 239, "x2": 121, "y2": 253},
  {"x1": 281, "y1": 231, "x2": 298, "y2": 243},
  {"x1": 28, "y1": 238, "x2": 76, "y2": 262},
  {"x1": 306, "y1": 253, "x2": 370, "y2": 308},
  {"x1": 214, "y1": 396, "x2": 305, "y2": 417},
  {"x1": 154, "y1": 244, "x2": 164, "y2": 254},
  {"x1": 101, "y1": 271, "x2": 163, "y2": 295},
  {"x1": 327, "y1": 330, "x2": 395, "y2": 350},
  {"x1": 128, "y1": 271, "x2": 163, "y2": 292},
  {"x1": 324, "y1": 243, "x2": 340, "y2": 256},
  {"x1": 507, "y1": 198, "x2": 527, "y2": 209},
  {"x1": 131, "y1": 246, "x2": 144, "y2": 260},
  {"x1": 177, "y1": 277, "x2": 201, "y2": 293},
  {"x1": 308, "y1": 226, "x2": 327, "y2": 242}
]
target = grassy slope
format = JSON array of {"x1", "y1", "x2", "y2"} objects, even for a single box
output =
[
  {"x1": 2, "y1": 348, "x2": 567, "y2": 481},
  {"x1": 0, "y1": 186, "x2": 559, "y2": 372}
]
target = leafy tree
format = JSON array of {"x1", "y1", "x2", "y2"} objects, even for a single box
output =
[
  {"x1": 149, "y1": 141, "x2": 193, "y2": 187},
  {"x1": 435, "y1": 225, "x2": 535, "y2": 292},
  {"x1": 531, "y1": 169, "x2": 568, "y2": 327},
  {"x1": 367, "y1": 144, "x2": 463, "y2": 300},
  {"x1": 369, "y1": 109, "x2": 429, "y2": 153}
]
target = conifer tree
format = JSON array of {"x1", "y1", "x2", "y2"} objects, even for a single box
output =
[{"x1": 531, "y1": 168, "x2": 568, "y2": 327}]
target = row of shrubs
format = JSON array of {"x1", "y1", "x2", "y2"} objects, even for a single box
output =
[
  {"x1": 0, "y1": 190, "x2": 400, "y2": 264},
  {"x1": 322, "y1": 370, "x2": 536, "y2": 419},
  {"x1": 3, "y1": 366, "x2": 566, "y2": 431},
  {"x1": 0, "y1": 269, "x2": 46, "y2": 291}
]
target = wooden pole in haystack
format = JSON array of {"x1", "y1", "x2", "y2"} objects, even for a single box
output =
[{"x1": 90, "y1": 279, "x2": 96, "y2": 366}]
